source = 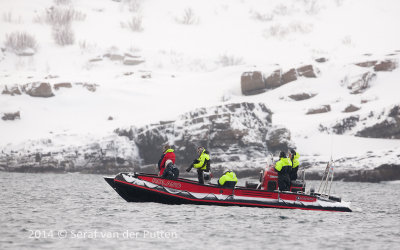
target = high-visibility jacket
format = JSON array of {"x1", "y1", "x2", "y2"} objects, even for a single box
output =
[
  {"x1": 275, "y1": 157, "x2": 292, "y2": 172},
  {"x1": 218, "y1": 171, "x2": 238, "y2": 186},
  {"x1": 193, "y1": 149, "x2": 210, "y2": 170},
  {"x1": 292, "y1": 152, "x2": 300, "y2": 168}
]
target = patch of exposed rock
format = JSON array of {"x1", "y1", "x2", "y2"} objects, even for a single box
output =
[
  {"x1": 321, "y1": 105, "x2": 400, "y2": 139},
  {"x1": 116, "y1": 102, "x2": 293, "y2": 166},
  {"x1": 265, "y1": 65, "x2": 319, "y2": 89},
  {"x1": 2, "y1": 111, "x2": 20, "y2": 121},
  {"x1": 374, "y1": 59, "x2": 398, "y2": 71},
  {"x1": 356, "y1": 105, "x2": 400, "y2": 139},
  {"x1": 288, "y1": 93, "x2": 316, "y2": 101},
  {"x1": 322, "y1": 116, "x2": 360, "y2": 134},
  {"x1": 355, "y1": 59, "x2": 397, "y2": 71},
  {"x1": 306, "y1": 105, "x2": 331, "y2": 115},
  {"x1": 241, "y1": 65, "x2": 320, "y2": 95},
  {"x1": 343, "y1": 104, "x2": 361, "y2": 113},
  {"x1": 241, "y1": 71, "x2": 265, "y2": 95},
  {"x1": 315, "y1": 57, "x2": 327, "y2": 63},
  {"x1": 2, "y1": 85, "x2": 21, "y2": 96},
  {"x1": 21, "y1": 82, "x2": 54, "y2": 97},
  {"x1": 54, "y1": 82, "x2": 72, "y2": 90},
  {"x1": 344, "y1": 71, "x2": 376, "y2": 94}
]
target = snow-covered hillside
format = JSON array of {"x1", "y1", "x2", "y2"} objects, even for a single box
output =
[{"x1": 0, "y1": 0, "x2": 399, "y2": 180}]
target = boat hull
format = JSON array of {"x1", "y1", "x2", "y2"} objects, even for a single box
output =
[{"x1": 105, "y1": 173, "x2": 351, "y2": 212}]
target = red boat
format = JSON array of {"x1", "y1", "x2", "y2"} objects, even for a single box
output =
[{"x1": 104, "y1": 161, "x2": 352, "y2": 212}]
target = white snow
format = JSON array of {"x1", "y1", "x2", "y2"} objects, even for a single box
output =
[{"x1": 0, "y1": 0, "x2": 399, "y2": 171}]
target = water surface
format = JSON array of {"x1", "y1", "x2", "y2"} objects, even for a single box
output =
[{"x1": 1, "y1": 172, "x2": 399, "y2": 249}]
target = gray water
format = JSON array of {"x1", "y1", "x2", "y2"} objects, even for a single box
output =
[{"x1": 1, "y1": 172, "x2": 399, "y2": 250}]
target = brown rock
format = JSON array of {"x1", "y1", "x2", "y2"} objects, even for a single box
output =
[
  {"x1": 54, "y1": 83, "x2": 72, "y2": 90},
  {"x1": 355, "y1": 61, "x2": 377, "y2": 67},
  {"x1": 2, "y1": 85, "x2": 21, "y2": 96},
  {"x1": 265, "y1": 69, "x2": 282, "y2": 89},
  {"x1": 297, "y1": 65, "x2": 318, "y2": 78},
  {"x1": 343, "y1": 104, "x2": 360, "y2": 113},
  {"x1": 241, "y1": 71, "x2": 265, "y2": 95},
  {"x1": 281, "y1": 68, "x2": 297, "y2": 84},
  {"x1": 289, "y1": 93, "x2": 316, "y2": 101},
  {"x1": 2, "y1": 111, "x2": 20, "y2": 121},
  {"x1": 109, "y1": 54, "x2": 124, "y2": 61},
  {"x1": 306, "y1": 105, "x2": 331, "y2": 115},
  {"x1": 373, "y1": 60, "x2": 397, "y2": 71},
  {"x1": 22, "y1": 82, "x2": 54, "y2": 97},
  {"x1": 315, "y1": 57, "x2": 327, "y2": 63}
]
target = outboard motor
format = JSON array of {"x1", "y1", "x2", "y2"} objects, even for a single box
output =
[{"x1": 261, "y1": 165, "x2": 279, "y2": 191}]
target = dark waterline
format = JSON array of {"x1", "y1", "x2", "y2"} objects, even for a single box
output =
[{"x1": 1, "y1": 172, "x2": 399, "y2": 249}]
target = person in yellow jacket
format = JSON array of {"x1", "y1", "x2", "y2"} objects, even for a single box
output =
[
  {"x1": 218, "y1": 170, "x2": 238, "y2": 188},
  {"x1": 289, "y1": 149, "x2": 300, "y2": 181},
  {"x1": 275, "y1": 151, "x2": 292, "y2": 191},
  {"x1": 186, "y1": 146, "x2": 210, "y2": 184}
]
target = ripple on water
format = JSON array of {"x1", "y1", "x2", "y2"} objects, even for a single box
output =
[{"x1": 1, "y1": 174, "x2": 400, "y2": 249}]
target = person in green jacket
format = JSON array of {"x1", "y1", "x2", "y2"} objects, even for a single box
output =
[
  {"x1": 218, "y1": 170, "x2": 238, "y2": 188},
  {"x1": 186, "y1": 146, "x2": 210, "y2": 184},
  {"x1": 275, "y1": 151, "x2": 292, "y2": 191},
  {"x1": 289, "y1": 149, "x2": 300, "y2": 181}
]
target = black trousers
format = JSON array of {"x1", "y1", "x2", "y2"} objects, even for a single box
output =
[
  {"x1": 197, "y1": 169, "x2": 204, "y2": 184},
  {"x1": 278, "y1": 166, "x2": 290, "y2": 191},
  {"x1": 290, "y1": 167, "x2": 298, "y2": 181}
]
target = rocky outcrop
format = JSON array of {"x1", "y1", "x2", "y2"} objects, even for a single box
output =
[
  {"x1": 281, "y1": 68, "x2": 297, "y2": 85},
  {"x1": 343, "y1": 104, "x2": 360, "y2": 113},
  {"x1": 21, "y1": 82, "x2": 54, "y2": 97},
  {"x1": 355, "y1": 59, "x2": 397, "y2": 71},
  {"x1": 373, "y1": 59, "x2": 397, "y2": 71},
  {"x1": 241, "y1": 71, "x2": 265, "y2": 95},
  {"x1": 344, "y1": 71, "x2": 376, "y2": 94},
  {"x1": 356, "y1": 105, "x2": 400, "y2": 139},
  {"x1": 0, "y1": 136, "x2": 140, "y2": 174},
  {"x1": 289, "y1": 93, "x2": 316, "y2": 101},
  {"x1": 306, "y1": 105, "x2": 331, "y2": 115},
  {"x1": 117, "y1": 102, "x2": 292, "y2": 165},
  {"x1": 264, "y1": 69, "x2": 282, "y2": 89},
  {"x1": 2, "y1": 111, "x2": 20, "y2": 121},
  {"x1": 329, "y1": 116, "x2": 359, "y2": 134},
  {"x1": 265, "y1": 128, "x2": 292, "y2": 153},
  {"x1": 321, "y1": 105, "x2": 400, "y2": 138},
  {"x1": 341, "y1": 164, "x2": 400, "y2": 182},
  {"x1": 2, "y1": 85, "x2": 21, "y2": 96},
  {"x1": 297, "y1": 65, "x2": 318, "y2": 78},
  {"x1": 54, "y1": 82, "x2": 72, "y2": 90},
  {"x1": 264, "y1": 65, "x2": 319, "y2": 90}
]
